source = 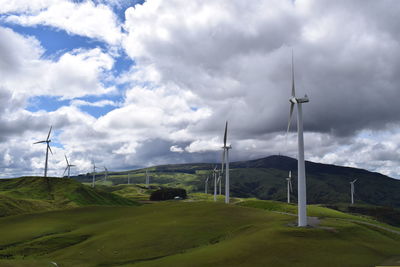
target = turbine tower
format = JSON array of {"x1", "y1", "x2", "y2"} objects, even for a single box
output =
[
  {"x1": 287, "y1": 53, "x2": 309, "y2": 227},
  {"x1": 92, "y1": 161, "x2": 98, "y2": 188},
  {"x1": 286, "y1": 171, "x2": 293, "y2": 204},
  {"x1": 350, "y1": 179, "x2": 357, "y2": 205},
  {"x1": 63, "y1": 155, "x2": 75, "y2": 178},
  {"x1": 204, "y1": 175, "x2": 209, "y2": 194},
  {"x1": 217, "y1": 170, "x2": 222, "y2": 195},
  {"x1": 222, "y1": 121, "x2": 231, "y2": 204},
  {"x1": 146, "y1": 169, "x2": 150, "y2": 187},
  {"x1": 213, "y1": 166, "x2": 218, "y2": 201},
  {"x1": 104, "y1": 167, "x2": 108, "y2": 182},
  {"x1": 33, "y1": 126, "x2": 53, "y2": 177}
]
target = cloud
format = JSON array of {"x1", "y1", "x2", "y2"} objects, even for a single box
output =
[
  {"x1": 0, "y1": 27, "x2": 116, "y2": 99},
  {"x1": 2, "y1": 0, "x2": 400, "y2": 179},
  {"x1": 1, "y1": 0, "x2": 122, "y2": 45}
]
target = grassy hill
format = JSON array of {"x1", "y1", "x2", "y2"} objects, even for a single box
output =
[
  {"x1": 0, "y1": 177, "x2": 138, "y2": 216},
  {"x1": 73, "y1": 155, "x2": 400, "y2": 209},
  {"x1": 0, "y1": 201, "x2": 398, "y2": 266}
]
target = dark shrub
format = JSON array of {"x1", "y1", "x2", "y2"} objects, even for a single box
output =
[{"x1": 150, "y1": 187, "x2": 187, "y2": 201}]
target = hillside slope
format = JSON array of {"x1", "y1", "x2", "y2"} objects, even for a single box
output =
[
  {"x1": 0, "y1": 202, "x2": 398, "y2": 267},
  {"x1": 0, "y1": 177, "x2": 138, "y2": 216}
]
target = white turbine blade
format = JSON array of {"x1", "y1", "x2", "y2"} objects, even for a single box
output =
[
  {"x1": 289, "y1": 171, "x2": 291, "y2": 178},
  {"x1": 352, "y1": 179, "x2": 357, "y2": 183},
  {"x1": 48, "y1": 144, "x2": 53, "y2": 155},
  {"x1": 223, "y1": 121, "x2": 228, "y2": 147},
  {"x1": 33, "y1": 140, "x2": 46, "y2": 144},
  {"x1": 289, "y1": 179, "x2": 293, "y2": 192},
  {"x1": 291, "y1": 50, "x2": 296, "y2": 97},
  {"x1": 63, "y1": 166, "x2": 68, "y2": 176},
  {"x1": 65, "y1": 155, "x2": 69, "y2": 165},
  {"x1": 46, "y1": 125, "x2": 52, "y2": 141},
  {"x1": 287, "y1": 103, "x2": 294, "y2": 133}
]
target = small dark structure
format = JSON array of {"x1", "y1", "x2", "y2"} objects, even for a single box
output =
[{"x1": 150, "y1": 187, "x2": 187, "y2": 201}]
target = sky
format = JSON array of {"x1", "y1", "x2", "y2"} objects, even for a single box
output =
[{"x1": 1, "y1": 0, "x2": 400, "y2": 179}]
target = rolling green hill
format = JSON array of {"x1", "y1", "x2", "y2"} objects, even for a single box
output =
[
  {"x1": 73, "y1": 155, "x2": 400, "y2": 209},
  {"x1": 0, "y1": 177, "x2": 138, "y2": 217},
  {"x1": 0, "y1": 201, "x2": 398, "y2": 266}
]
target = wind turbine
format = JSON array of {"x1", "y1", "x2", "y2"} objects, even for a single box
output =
[
  {"x1": 286, "y1": 171, "x2": 293, "y2": 204},
  {"x1": 92, "y1": 161, "x2": 98, "y2": 188},
  {"x1": 33, "y1": 126, "x2": 53, "y2": 177},
  {"x1": 350, "y1": 179, "x2": 357, "y2": 205},
  {"x1": 204, "y1": 175, "x2": 209, "y2": 194},
  {"x1": 222, "y1": 121, "x2": 231, "y2": 204},
  {"x1": 104, "y1": 167, "x2": 108, "y2": 182},
  {"x1": 287, "y1": 53, "x2": 309, "y2": 227},
  {"x1": 213, "y1": 166, "x2": 218, "y2": 201},
  {"x1": 146, "y1": 169, "x2": 150, "y2": 187},
  {"x1": 63, "y1": 155, "x2": 75, "y2": 178}
]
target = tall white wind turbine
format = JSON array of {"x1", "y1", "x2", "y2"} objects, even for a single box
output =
[
  {"x1": 222, "y1": 121, "x2": 231, "y2": 204},
  {"x1": 350, "y1": 179, "x2": 357, "y2": 205},
  {"x1": 287, "y1": 53, "x2": 309, "y2": 227},
  {"x1": 33, "y1": 126, "x2": 53, "y2": 177},
  {"x1": 63, "y1": 155, "x2": 75, "y2": 178},
  {"x1": 286, "y1": 171, "x2": 293, "y2": 204}
]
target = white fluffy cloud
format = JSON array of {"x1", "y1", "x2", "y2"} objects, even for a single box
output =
[
  {"x1": 0, "y1": 26, "x2": 115, "y2": 99},
  {"x1": 1, "y1": 0, "x2": 122, "y2": 45}
]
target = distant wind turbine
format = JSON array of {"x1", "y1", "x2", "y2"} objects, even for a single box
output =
[
  {"x1": 350, "y1": 179, "x2": 357, "y2": 205},
  {"x1": 146, "y1": 169, "x2": 150, "y2": 187},
  {"x1": 222, "y1": 121, "x2": 231, "y2": 204},
  {"x1": 92, "y1": 161, "x2": 98, "y2": 188},
  {"x1": 287, "y1": 52, "x2": 309, "y2": 227},
  {"x1": 33, "y1": 126, "x2": 53, "y2": 177},
  {"x1": 205, "y1": 175, "x2": 209, "y2": 194},
  {"x1": 286, "y1": 171, "x2": 293, "y2": 204},
  {"x1": 213, "y1": 166, "x2": 218, "y2": 202},
  {"x1": 128, "y1": 173, "x2": 130, "y2": 184},
  {"x1": 63, "y1": 155, "x2": 75, "y2": 178},
  {"x1": 104, "y1": 167, "x2": 108, "y2": 182}
]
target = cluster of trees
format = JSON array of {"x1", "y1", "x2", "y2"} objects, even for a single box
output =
[{"x1": 150, "y1": 187, "x2": 187, "y2": 201}]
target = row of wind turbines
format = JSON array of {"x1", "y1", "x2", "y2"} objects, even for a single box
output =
[{"x1": 33, "y1": 54, "x2": 358, "y2": 227}]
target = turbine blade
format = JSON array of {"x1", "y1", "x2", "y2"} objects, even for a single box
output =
[
  {"x1": 47, "y1": 126, "x2": 52, "y2": 141},
  {"x1": 221, "y1": 150, "x2": 225, "y2": 173},
  {"x1": 48, "y1": 144, "x2": 53, "y2": 155},
  {"x1": 63, "y1": 166, "x2": 68, "y2": 176},
  {"x1": 289, "y1": 180, "x2": 293, "y2": 192},
  {"x1": 33, "y1": 140, "x2": 46, "y2": 144},
  {"x1": 289, "y1": 171, "x2": 291, "y2": 178},
  {"x1": 287, "y1": 103, "x2": 294, "y2": 133},
  {"x1": 291, "y1": 50, "x2": 296, "y2": 97},
  {"x1": 224, "y1": 121, "x2": 228, "y2": 147},
  {"x1": 65, "y1": 155, "x2": 69, "y2": 165},
  {"x1": 353, "y1": 179, "x2": 358, "y2": 183}
]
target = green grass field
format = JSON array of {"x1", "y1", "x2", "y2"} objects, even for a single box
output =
[{"x1": 0, "y1": 201, "x2": 399, "y2": 266}]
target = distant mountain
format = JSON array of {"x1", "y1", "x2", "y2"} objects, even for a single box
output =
[
  {"x1": 74, "y1": 155, "x2": 400, "y2": 209},
  {"x1": 0, "y1": 177, "x2": 138, "y2": 216}
]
